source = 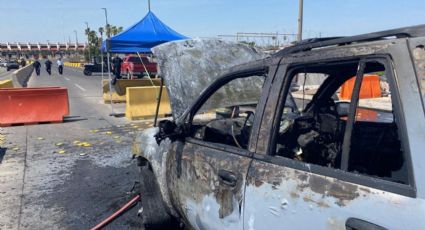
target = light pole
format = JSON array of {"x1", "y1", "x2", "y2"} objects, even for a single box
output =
[
  {"x1": 101, "y1": 8, "x2": 110, "y2": 38},
  {"x1": 297, "y1": 0, "x2": 304, "y2": 42},
  {"x1": 102, "y1": 7, "x2": 115, "y2": 115},
  {"x1": 85, "y1": 21, "x2": 91, "y2": 62}
]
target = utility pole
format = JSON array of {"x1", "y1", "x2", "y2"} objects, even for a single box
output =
[
  {"x1": 297, "y1": 0, "x2": 304, "y2": 42},
  {"x1": 85, "y1": 21, "x2": 91, "y2": 62}
]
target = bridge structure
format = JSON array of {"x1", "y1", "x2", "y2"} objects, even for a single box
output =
[{"x1": 0, "y1": 42, "x2": 87, "y2": 53}]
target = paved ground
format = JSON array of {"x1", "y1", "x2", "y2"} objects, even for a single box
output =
[{"x1": 0, "y1": 66, "x2": 149, "y2": 229}]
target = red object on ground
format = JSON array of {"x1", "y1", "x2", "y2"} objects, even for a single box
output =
[
  {"x1": 90, "y1": 195, "x2": 141, "y2": 230},
  {"x1": 0, "y1": 87, "x2": 69, "y2": 126},
  {"x1": 121, "y1": 55, "x2": 157, "y2": 77},
  {"x1": 340, "y1": 74, "x2": 382, "y2": 100}
]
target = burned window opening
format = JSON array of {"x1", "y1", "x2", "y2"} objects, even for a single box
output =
[
  {"x1": 189, "y1": 73, "x2": 266, "y2": 149},
  {"x1": 273, "y1": 59, "x2": 408, "y2": 184}
]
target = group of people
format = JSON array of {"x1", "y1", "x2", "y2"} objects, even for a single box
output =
[{"x1": 32, "y1": 58, "x2": 64, "y2": 76}]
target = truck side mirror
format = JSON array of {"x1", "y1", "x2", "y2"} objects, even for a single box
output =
[{"x1": 154, "y1": 120, "x2": 184, "y2": 144}]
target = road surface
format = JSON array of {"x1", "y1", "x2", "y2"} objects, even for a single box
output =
[{"x1": 0, "y1": 66, "x2": 148, "y2": 229}]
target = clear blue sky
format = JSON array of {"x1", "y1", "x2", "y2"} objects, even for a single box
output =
[{"x1": 0, "y1": 0, "x2": 424, "y2": 43}]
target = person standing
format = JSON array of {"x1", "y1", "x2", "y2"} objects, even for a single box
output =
[
  {"x1": 57, "y1": 58, "x2": 64, "y2": 75},
  {"x1": 33, "y1": 60, "x2": 41, "y2": 76},
  {"x1": 111, "y1": 55, "x2": 123, "y2": 85},
  {"x1": 20, "y1": 58, "x2": 26, "y2": 67},
  {"x1": 45, "y1": 59, "x2": 52, "y2": 75}
]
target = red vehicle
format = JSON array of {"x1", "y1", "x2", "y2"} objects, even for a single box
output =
[{"x1": 120, "y1": 55, "x2": 157, "y2": 78}]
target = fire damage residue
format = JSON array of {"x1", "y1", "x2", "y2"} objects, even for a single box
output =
[
  {"x1": 247, "y1": 161, "x2": 363, "y2": 207},
  {"x1": 152, "y1": 38, "x2": 267, "y2": 119},
  {"x1": 173, "y1": 143, "x2": 249, "y2": 219}
]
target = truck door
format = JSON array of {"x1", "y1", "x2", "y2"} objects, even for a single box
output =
[
  {"x1": 244, "y1": 57, "x2": 425, "y2": 230},
  {"x1": 169, "y1": 67, "x2": 273, "y2": 230}
]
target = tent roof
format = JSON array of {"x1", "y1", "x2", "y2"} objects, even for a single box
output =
[{"x1": 103, "y1": 11, "x2": 188, "y2": 53}]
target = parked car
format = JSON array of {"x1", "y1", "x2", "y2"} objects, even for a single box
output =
[
  {"x1": 121, "y1": 55, "x2": 157, "y2": 78},
  {"x1": 0, "y1": 60, "x2": 7, "y2": 68},
  {"x1": 5, "y1": 61, "x2": 19, "y2": 71},
  {"x1": 132, "y1": 25, "x2": 425, "y2": 230},
  {"x1": 83, "y1": 57, "x2": 108, "y2": 76}
]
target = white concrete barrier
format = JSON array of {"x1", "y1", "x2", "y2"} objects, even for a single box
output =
[{"x1": 12, "y1": 65, "x2": 34, "y2": 87}]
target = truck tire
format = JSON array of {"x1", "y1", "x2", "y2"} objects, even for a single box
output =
[
  {"x1": 139, "y1": 163, "x2": 179, "y2": 230},
  {"x1": 83, "y1": 69, "x2": 92, "y2": 76}
]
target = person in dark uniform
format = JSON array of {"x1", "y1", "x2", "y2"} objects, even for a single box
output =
[
  {"x1": 111, "y1": 55, "x2": 123, "y2": 85},
  {"x1": 33, "y1": 60, "x2": 41, "y2": 76},
  {"x1": 20, "y1": 58, "x2": 26, "y2": 67},
  {"x1": 45, "y1": 59, "x2": 52, "y2": 75}
]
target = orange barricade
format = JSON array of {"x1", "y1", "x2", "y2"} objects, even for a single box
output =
[
  {"x1": 0, "y1": 87, "x2": 69, "y2": 126},
  {"x1": 340, "y1": 75, "x2": 382, "y2": 100}
]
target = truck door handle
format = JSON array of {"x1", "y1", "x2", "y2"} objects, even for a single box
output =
[
  {"x1": 346, "y1": 218, "x2": 387, "y2": 230},
  {"x1": 218, "y1": 169, "x2": 237, "y2": 187}
]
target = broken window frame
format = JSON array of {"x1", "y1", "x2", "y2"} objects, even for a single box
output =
[
  {"x1": 183, "y1": 65, "x2": 271, "y2": 152},
  {"x1": 264, "y1": 55, "x2": 416, "y2": 197}
]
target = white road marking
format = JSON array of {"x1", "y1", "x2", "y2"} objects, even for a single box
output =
[
  {"x1": 64, "y1": 77, "x2": 70, "y2": 81},
  {"x1": 74, "y1": 83, "x2": 87, "y2": 91}
]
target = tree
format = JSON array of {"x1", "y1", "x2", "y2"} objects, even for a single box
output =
[{"x1": 83, "y1": 24, "x2": 123, "y2": 62}]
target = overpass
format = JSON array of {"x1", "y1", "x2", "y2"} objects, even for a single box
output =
[{"x1": 0, "y1": 42, "x2": 87, "y2": 52}]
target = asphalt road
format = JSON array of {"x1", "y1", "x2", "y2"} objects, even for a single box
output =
[{"x1": 0, "y1": 66, "x2": 149, "y2": 229}]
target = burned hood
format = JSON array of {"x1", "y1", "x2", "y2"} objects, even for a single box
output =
[{"x1": 152, "y1": 39, "x2": 267, "y2": 119}]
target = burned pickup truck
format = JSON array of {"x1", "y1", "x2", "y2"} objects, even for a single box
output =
[{"x1": 133, "y1": 25, "x2": 425, "y2": 230}]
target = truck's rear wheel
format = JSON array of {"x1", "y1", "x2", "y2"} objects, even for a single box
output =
[
  {"x1": 83, "y1": 69, "x2": 92, "y2": 76},
  {"x1": 139, "y1": 162, "x2": 179, "y2": 230}
]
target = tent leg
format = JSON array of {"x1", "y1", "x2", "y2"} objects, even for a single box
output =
[
  {"x1": 101, "y1": 50, "x2": 104, "y2": 90},
  {"x1": 137, "y1": 52, "x2": 159, "y2": 97},
  {"x1": 107, "y1": 52, "x2": 116, "y2": 116},
  {"x1": 101, "y1": 50, "x2": 104, "y2": 79},
  {"x1": 154, "y1": 77, "x2": 164, "y2": 127}
]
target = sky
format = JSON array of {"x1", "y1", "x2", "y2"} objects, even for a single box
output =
[{"x1": 0, "y1": 0, "x2": 424, "y2": 43}]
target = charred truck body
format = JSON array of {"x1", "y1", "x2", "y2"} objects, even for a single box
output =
[{"x1": 133, "y1": 25, "x2": 425, "y2": 230}]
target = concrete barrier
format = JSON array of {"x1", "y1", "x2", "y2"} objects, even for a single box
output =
[
  {"x1": 0, "y1": 80, "x2": 13, "y2": 89},
  {"x1": 0, "y1": 87, "x2": 70, "y2": 126},
  {"x1": 64, "y1": 62, "x2": 84, "y2": 68},
  {"x1": 102, "y1": 79, "x2": 161, "y2": 103},
  {"x1": 125, "y1": 86, "x2": 171, "y2": 120},
  {"x1": 12, "y1": 65, "x2": 34, "y2": 87}
]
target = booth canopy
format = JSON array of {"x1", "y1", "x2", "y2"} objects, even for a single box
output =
[{"x1": 102, "y1": 11, "x2": 188, "y2": 53}]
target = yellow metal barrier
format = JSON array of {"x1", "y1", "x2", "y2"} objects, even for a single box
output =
[
  {"x1": 125, "y1": 86, "x2": 171, "y2": 120},
  {"x1": 102, "y1": 79, "x2": 161, "y2": 103},
  {"x1": 64, "y1": 62, "x2": 84, "y2": 69},
  {"x1": 0, "y1": 80, "x2": 13, "y2": 89}
]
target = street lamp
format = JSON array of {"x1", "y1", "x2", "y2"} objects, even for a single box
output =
[
  {"x1": 101, "y1": 8, "x2": 110, "y2": 38},
  {"x1": 85, "y1": 21, "x2": 91, "y2": 61},
  {"x1": 101, "y1": 7, "x2": 115, "y2": 115}
]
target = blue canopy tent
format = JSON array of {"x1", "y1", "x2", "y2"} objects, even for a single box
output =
[
  {"x1": 102, "y1": 11, "x2": 188, "y2": 53},
  {"x1": 101, "y1": 11, "x2": 188, "y2": 118}
]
